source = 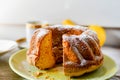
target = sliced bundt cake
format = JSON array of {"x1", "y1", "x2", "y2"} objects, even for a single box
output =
[{"x1": 27, "y1": 25, "x2": 103, "y2": 76}]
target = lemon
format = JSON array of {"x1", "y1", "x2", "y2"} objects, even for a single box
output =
[
  {"x1": 89, "y1": 25, "x2": 106, "y2": 47},
  {"x1": 62, "y1": 19, "x2": 75, "y2": 25}
]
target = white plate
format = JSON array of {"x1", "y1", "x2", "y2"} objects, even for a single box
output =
[{"x1": 0, "y1": 40, "x2": 18, "y2": 55}]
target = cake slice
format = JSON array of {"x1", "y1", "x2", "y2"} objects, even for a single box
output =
[{"x1": 27, "y1": 28, "x2": 55, "y2": 70}]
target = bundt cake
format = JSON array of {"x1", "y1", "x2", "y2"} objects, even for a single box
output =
[{"x1": 27, "y1": 25, "x2": 103, "y2": 77}]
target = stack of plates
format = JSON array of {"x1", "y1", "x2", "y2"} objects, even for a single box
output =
[{"x1": 0, "y1": 40, "x2": 18, "y2": 56}]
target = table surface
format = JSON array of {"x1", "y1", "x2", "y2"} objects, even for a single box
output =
[{"x1": 0, "y1": 46, "x2": 120, "y2": 80}]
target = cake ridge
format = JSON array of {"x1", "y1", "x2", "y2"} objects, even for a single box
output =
[{"x1": 36, "y1": 28, "x2": 49, "y2": 40}]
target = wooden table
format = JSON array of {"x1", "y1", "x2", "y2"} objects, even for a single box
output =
[
  {"x1": 0, "y1": 48, "x2": 26, "y2": 80},
  {"x1": 0, "y1": 47, "x2": 120, "y2": 80}
]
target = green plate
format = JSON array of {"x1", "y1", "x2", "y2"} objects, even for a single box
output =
[{"x1": 9, "y1": 49, "x2": 118, "y2": 80}]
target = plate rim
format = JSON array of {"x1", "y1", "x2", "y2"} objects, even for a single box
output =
[
  {"x1": 9, "y1": 49, "x2": 35, "y2": 80},
  {"x1": 9, "y1": 49, "x2": 118, "y2": 80}
]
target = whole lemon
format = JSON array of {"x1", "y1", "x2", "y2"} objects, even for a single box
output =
[{"x1": 62, "y1": 19, "x2": 75, "y2": 25}]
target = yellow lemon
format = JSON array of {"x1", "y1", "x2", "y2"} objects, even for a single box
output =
[
  {"x1": 89, "y1": 25, "x2": 106, "y2": 47},
  {"x1": 62, "y1": 19, "x2": 75, "y2": 25}
]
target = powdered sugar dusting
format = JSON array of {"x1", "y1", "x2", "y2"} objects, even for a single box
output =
[
  {"x1": 62, "y1": 27, "x2": 101, "y2": 66},
  {"x1": 37, "y1": 28, "x2": 49, "y2": 39},
  {"x1": 84, "y1": 30, "x2": 98, "y2": 39},
  {"x1": 62, "y1": 34, "x2": 79, "y2": 42},
  {"x1": 63, "y1": 34, "x2": 88, "y2": 66},
  {"x1": 72, "y1": 46, "x2": 87, "y2": 66},
  {"x1": 49, "y1": 25, "x2": 88, "y2": 31},
  {"x1": 81, "y1": 32, "x2": 99, "y2": 49},
  {"x1": 72, "y1": 46, "x2": 84, "y2": 60},
  {"x1": 83, "y1": 30, "x2": 99, "y2": 44},
  {"x1": 29, "y1": 28, "x2": 49, "y2": 56},
  {"x1": 95, "y1": 56, "x2": 100, "y2": 60},
  {"x1": 85, "y1": 30, "x2": 97, "y2": 35}
]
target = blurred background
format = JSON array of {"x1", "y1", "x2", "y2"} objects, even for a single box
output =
[
  {"x1": 0, "y1": 1, "x2": 120, "y2": 79},
  {"x1": 0, "y1": 0, "x2": 120, "y2": 47}
]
